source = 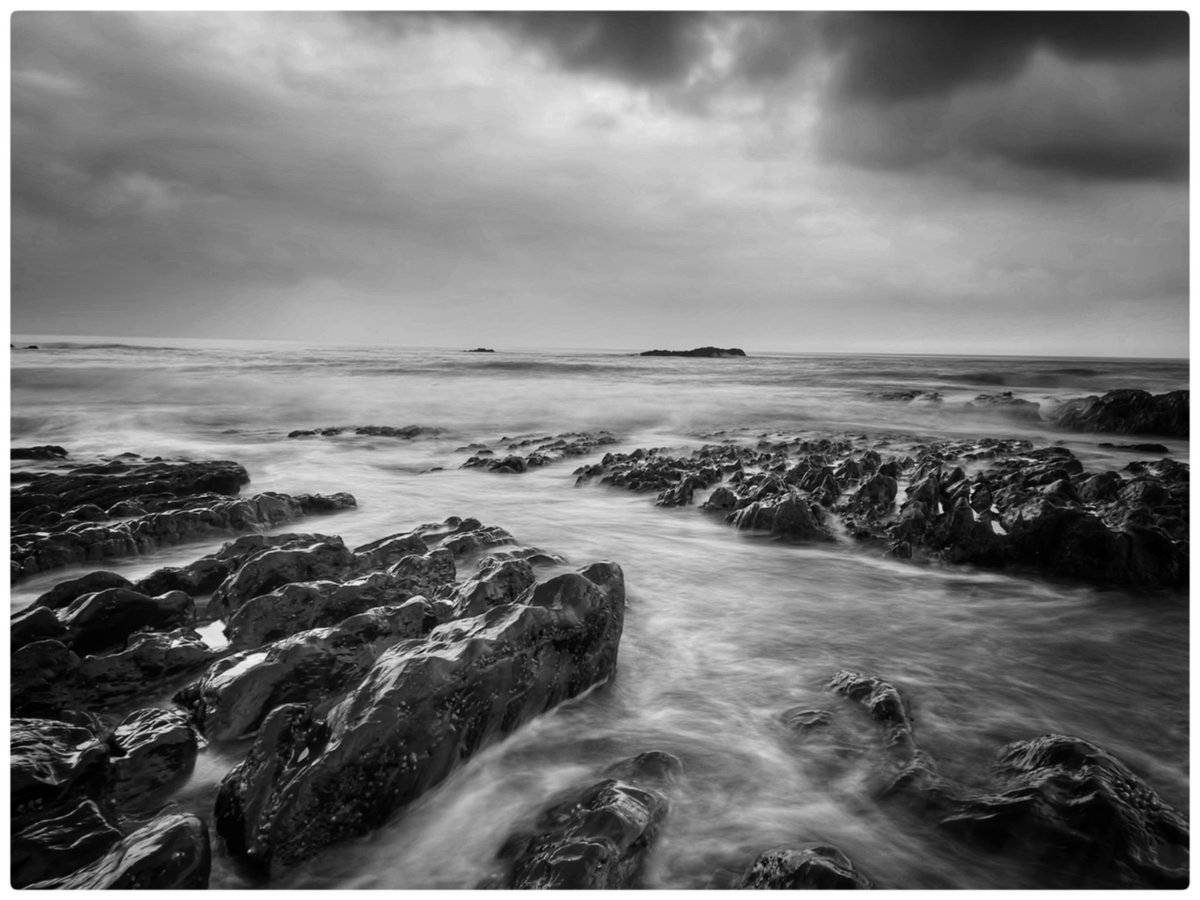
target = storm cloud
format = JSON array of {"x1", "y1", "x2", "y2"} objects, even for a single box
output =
[{"x1": 10, "y1": 12, "x2": 1189, "y2": 356}]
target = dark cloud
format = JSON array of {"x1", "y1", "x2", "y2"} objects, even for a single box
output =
[{"x1": 813, "y1": 12, "x2": 1187, "y2": 102}]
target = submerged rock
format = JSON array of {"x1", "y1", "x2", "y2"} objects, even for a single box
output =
[
  {"x1": 215, "y1": 563, "x2": 626, "y2": 874},
  {"x1": 737, "y1": 845, "x2": 874, "y2": 889},
  {"x1": 487, "y1": 751, "x2": 681, "y2": 889}
]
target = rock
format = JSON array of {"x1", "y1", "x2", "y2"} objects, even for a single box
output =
[
  {"x1": 453, "y1": 556, "x2": 537, "y2": 619},
  {"x1": 11, "y1": 445, "x2": 68, "y2": 460},
  {"x1": 702, "y1": 485, "x2": 739, "y2": 511},
  {"x1": 1050, "y1": 389, "x2": 1188, "y2": 437},
  {"x1": 208, "y1": 537, "x2": 357, "y2": 619},
  {"x1": 639, "y1": 347, "x2": 747, "y2": 357},
  {"x1": 965, "y1": 392, "x2": 1042, "y2": 423},
  {"x1": 12, "y1": 718, "x2": 109, "y2": 824},
  {"x1": 12, "y1": 799, "x2": 123, "y2": 888},
  {"x1": 437, "y1": 525, "x2": 516, "y2": 555},
  {"x1": 940, "y1": 734, "x2": 1189, "y2": 888},
  {"x1": 12, "y1": 604, "x2": 68, "y2": 650},
  {"x1": 59, "y1": 588, "x2": 194, "y2": 655},
  {"x1": 133, "y1": 556, "x2": 237, "y2": 597},
  {"x1": 215, "y1": 563, "x2": 626, "y2": 874},
  {"x1": 737, "y1": 845, "x2": 874, "y2": 889},
  {"x1": 28, "y1": 812, "x2": 211, "y2": 889},
  {"x1": 1100, "y1": 442, "x2": 1171, "y2": 454},
  {"x1": 11, "y1": 640, "x2": 83, "y2": 718},
  {"x1": 728, "y1": 493, "x2": 834, "y2": 541},
  {"x1": 180, "y1": 602, "x2": 435, "y2": 740},
  {"x1": 33, "y1": 570, "x2": 134, "y2": 611},
  {"x1": 78, "y1": 629, "x2": 219, "y2": 701},
  {"x1": 108, "y1": 708, "x2": 199, "y2": 807},
  {"x1": 466, "y1": 347, "x2": 495, "y2": 352},
  {"x1": 489, "y1": 751, "x2": 680, "y2": 889},
  {"x1": 352, "y1": 530, "x2": 428, "y2": 570}
]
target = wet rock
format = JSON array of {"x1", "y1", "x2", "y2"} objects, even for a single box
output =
[
  {"x1": 1049, "y1": 389, "x2": 1188, "y2": 437},
  {"x1": 640, "y1": 347, "x2": 746, "y2": 357},
  {"x1": 109, "y1": 708, "x2": 200, "y2": 807},
  {"x1": 737, "y1": 845, "x2": 874, "y2": 889},
  {"x1": 78, "y1": 628, "x2": 219, "y2": 701},
  {"x1": 463, "y1": 431, "x2": 619, "y2": 473},
  {"x1": 134, "y1": 556, "x2": 237, "y2": 597},
  {"x1": 11, "y1": 640, "x2": 83, "y2": 718},
  {"x1": 60, "y1": 588, "x2": 194, "y2": 655},
  {"x1": 940, "y1": 734, "x2": 1189, "y2": 888},
  {"x1": 966, "y1": 392, "x2": 1042, "y2": 423},
  {"x1": 287, "y1": 424, "x2": 437, "y2": 439},
  {"x1": 489, "y1": 751, "x2": 680, "y2": 889},
  {"x1": 12, "y1": 799, "x2": 123, "y2": 888},
  {"x1": 180, "y1": 601, "x2": 435, "y2": 740},
  {"x1": 1100, "y1": 442, "x2": 1171, "y2": 454},
  {"x1": 28, "y1": 812, "x2": 211, "y2": 889},
  {"x1": 215, "y1": 563, "x2": 626, "y2": 874},
  {"x1": 12, "y1": 718, "x2": 110, "y2": 824},
  {"x1": 12, "y1": 445, "x2": 68, "y2": 460},
  {"x1": 437, "y1": 524, "x2": 516, "y2": 555},
  {"x1": 209, "y1": 537, "x2": 357, "y2": 619},
  {"x1": 728, "y1": 493, "x2": 835, "y2": 541},
  {"x1": 33, "y1": 570, "x2": 134, "y2": 611},
  {"x1": 225, "y1": 549, "x2": 452, "y2": 649},
  {"x1": 453, "y1": 556, "x2": 537, "y2": 619},
  {"x1": 352, "y1": 530, "x2": 428, "y2": 570},
  {"x1": 12, "y1": 604, "x2": 68, "y2": 650}
]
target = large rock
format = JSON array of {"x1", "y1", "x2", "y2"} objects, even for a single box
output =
[
  {"x1": 12, "y1": 799, "x2": 123, "y2": 888},
  {"x1": 488, "y1": 751, "x2": 680, "y2": 889},
  {"x1": 59, "y1": 588, "x2": 194, "y2": 655},
  {"x1": 33, "y1": 570, "x2": 134, "y2": 610},
  {"x1": 12, "y1": 604, "x2": 67, "y2": 650},
  {"x1": 180, "y1": 601, "x2": 435, "y2": 741},
  {"x1": 12, "y1": 718, "x2": 110, "y2": 824},
  {"x1": 451, "y1": 556, "x2": 536, "y2": 619},
  {"x1": 737, "y1": 845, "x2": 874, "y2": 889},
  {"x1": 940, "y1": 735, "x2": 1189, "y2": 888},
  {"x1": 78, "y1": 629, "x2": 219, "y2": 701},
  {"x1": 28, "y1": 812, "x2": 211, "y2": 889},
  {"x1": 215, "y1": 562, "x2": 626, "y2": 874},
  {"x1": 1049, "y1": 389, "x2": 1188, "y2": 437},
  {"x1": 11, "y1": 640, "x2": 83, "y2": 718},
  {"x1": 108, "y1": 708, "x2": 200, "y2": 808}
]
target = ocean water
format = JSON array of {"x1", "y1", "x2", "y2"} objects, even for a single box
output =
[{"x1": 9, "y1": 339, "x2": 1190, "y2": 889}]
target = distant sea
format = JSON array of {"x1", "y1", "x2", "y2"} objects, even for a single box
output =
[{"x1": 9, "y1": 337, "x2": 1190, "y2": 889}]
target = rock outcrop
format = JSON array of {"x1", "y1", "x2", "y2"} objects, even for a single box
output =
[
  {"x1": 214, "y1": 563, "x2": 626, "y2": 874},
  {"x1": 1048, "y1": 389, "x2": 1188, "y2": 437},
  {"x1": 737, "y1": 845, "x2": 874, "y2": 889},
  {"x1": 640, "y1": 347, "x2": 747, "y2": 357}
]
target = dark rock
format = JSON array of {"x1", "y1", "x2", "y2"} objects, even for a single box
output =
[
  {"x1": 466, "y1": 347, "x2": 495, "y2": 352},
  {"x1": 12, "y1": 445, "x2": 68, "y2": 460},
  {"x1": 215, "y1": 563, "x2": 626, "y2": 874},
  {"x1": 181, "y1": 601, "x2": 435, "y2": 740},
  {"x1": 133, "y1": 556, "x2": 236, "y2": 597},
  {"x1": 1100, "y1": 442, "x2": 1171, "y2": 454},
  {"x1": 966, "y1": 392, "x2": 1042, "y2": 423},
  {"x1": 208, "y1": 537, "x2": 357, "y2": 619},
  {"x1": 60, "y1": 588, "x2": 194, "y2": 655},
  {"x1": 12, "y1": 604, "x2": 68, "y2": 650},
  {"x1": 490, "y1": 751, "x2": 680, "y2": 889},
  {"x1": 78, "y1": 628, "x2": 219, "y2": 701},
  {"x1": 452, "y1": 556, "x2": 537, "y2": 619},
  {"x1": 12, "y1": 799, "x2": 123, "y2": 888},
  {"x1": 1049, "y1": 389, "x2": 1188, "y2": 437},
  {"x1": 33, "y1": 570, "x2": 134, "y2": 611},
  {"x1": 11, "y1": 640, "x2": 83, "y2": 717},
  {"x1": 28, "y1": 812, "x2": 211, "y2": 889},
  {"x1": 109, "y1": 708, "x2": 200, "y2": 808},
  {"x1": 737, "y1": 845, "x2": 874, "y2": 889},
  {"x1": 940, "y1": 734, "x2": 1189, "y2": 888},
  {"x1": 640, "y1": 347, "x2": 747, "y2": 357},
  {"x1": 728, "y1": 493, "x2": 835, "y2": 541},
  {"x1": 12, "y1": 718, "x2": 110, "y2": 824},
  {"x1": 352, "y1": 530, "x2": 428, "y2": 570},
  {"x1": 225, "y1": 549, "x2": 453, "y2": 649}
]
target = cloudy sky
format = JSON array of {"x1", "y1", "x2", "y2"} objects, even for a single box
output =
[{"x1": 11, "y1": 11, "x2": 1189, "y2": 356}]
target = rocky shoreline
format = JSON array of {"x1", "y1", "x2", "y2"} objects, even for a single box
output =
[{"x1": 8, "y1": 386, "x2": 1190, "y2": 889}]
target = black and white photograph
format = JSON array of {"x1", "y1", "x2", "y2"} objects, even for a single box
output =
[{"x1": 9, "y1": 9, "x2": 1189, "y2": 890}]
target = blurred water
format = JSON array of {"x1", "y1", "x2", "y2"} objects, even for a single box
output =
[{"x1": 8, "y1": 339, "x2": 1190, "y2": 889}]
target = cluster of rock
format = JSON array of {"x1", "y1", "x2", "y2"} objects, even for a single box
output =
[
  {"x1": 10, "y1": 455, "x2": 356, "y2": 581},
  {"x1": 764, "y1": 670, "x2": 1189, "y2": 889},
  {"x1": 461, "y1": 430, "x2": 619, "y2": 474},
  {"x1": 575, "y1": 434, "x2": 1187, "y2": 589},
  {"x1": 286, "y1": 424, "x2": 439, "y2": 439},
  {"x1": 11, "y1": 500, "x2": 627, "y2": 887},
  {"x1": 639, "y1": 347, "x2": 746, "y2": 357},
  {"x1": 872, "y1": 387, "x2": 1188, "y2": 437}
]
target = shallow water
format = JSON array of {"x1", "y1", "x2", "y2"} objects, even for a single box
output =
[{"x1": 9, "y1": 340, "x2": 1190, "y2": 889}]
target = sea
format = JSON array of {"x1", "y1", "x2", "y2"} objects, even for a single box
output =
[{"x1": 8, "y1": 337, "x2": 1191, "y2": 889}]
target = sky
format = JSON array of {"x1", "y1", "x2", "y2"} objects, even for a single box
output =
[{"x1": 9, "y1": 11, "x2": 1190, "y2": 357}]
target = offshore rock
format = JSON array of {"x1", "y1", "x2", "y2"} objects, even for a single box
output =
[
  {"x1": 11, "y1": 445, "x2": 69, "y2": 460},
  {"x1": 940, "y1": 735, "x2": 1189, "y2": 888},
  {"x1": 488, "y1": 751, "x2": 680, "y2": 889},
  {"x1": 180, "y1": 601, "x2": 436, "y2": 741},
  {"x1": 28, "y1": 812, "x2": 212, "y2": 889},
  {"x1": 108, "y1": 708, "x2": 200, "y2": 808},
  {"x1": 1048, "y1": 389, "x2": 1188, "y2": 437},
  {"x1": 737, "y1": 845, "x2": 874, "y2": 889},
  {"x1": 12, "y1": 799, "x2": 123, "y2": 888},
  {"x1": 59, "y1": 588, "x2": 193, "y2": 655},
  {"x1": 965, "y1": 392, "x2": 1042, "y2": 423},
  {"x1": 640, "y1": 347, "x2": 746, "y2": 357},
  {"x1": 214, "y1": 563, "x2": 626, "y2": 874}
]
